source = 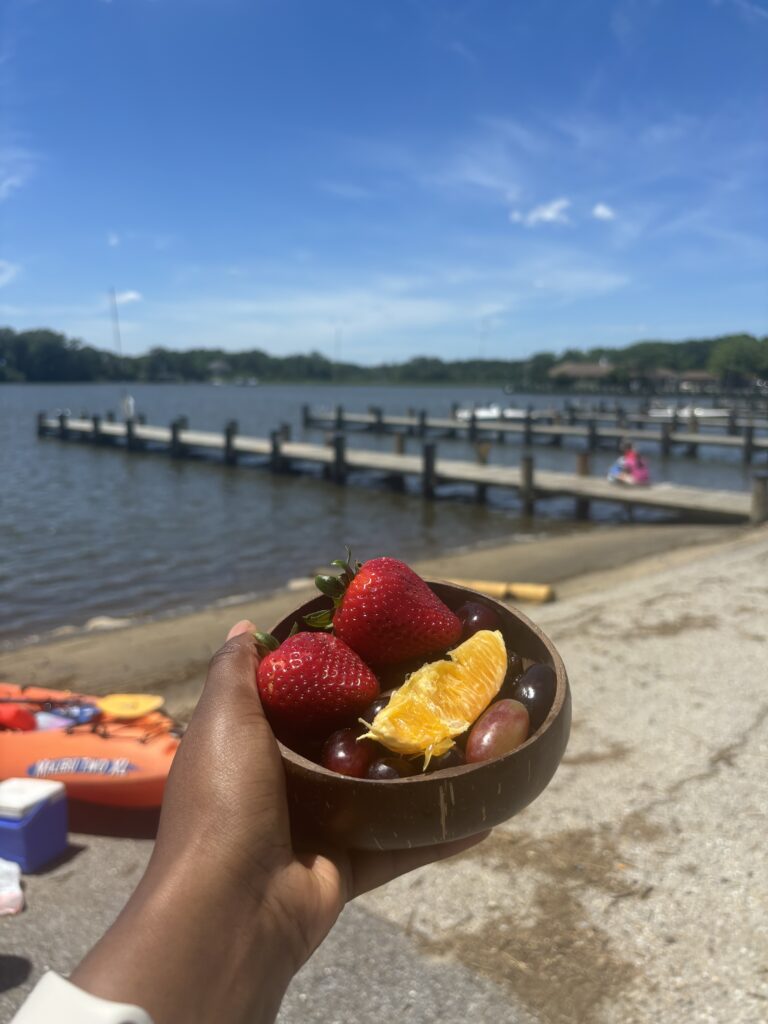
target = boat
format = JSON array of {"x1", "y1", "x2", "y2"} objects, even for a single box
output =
[
  {"x1": 454, "y1": 404, "x2": 528, "y2": 422},
  {"x1": 646, "y1": 404, "x2": 731, "y2": 420},
  {"x1": 0, "y1": 684, "x2": 182, "y2": 808}
]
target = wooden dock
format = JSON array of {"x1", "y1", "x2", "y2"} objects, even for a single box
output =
[
  {"x1": 302, "y1": 406, "x2": 768, "y2": 464},
  {"x1": 37, "y1": 413, "x2": 766, "y2": 524}
]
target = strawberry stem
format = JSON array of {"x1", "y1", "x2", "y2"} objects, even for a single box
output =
[
  {"x1": 303, "y1": 608, "x2": 334, "y2": 630},
  {"x1": 253, "y1": 631, "x2": 280, "y2": 653}
]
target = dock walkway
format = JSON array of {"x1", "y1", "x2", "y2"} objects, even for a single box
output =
[
  {"x1": 302, "y1": 406, "x2": 768, "y2": 463},
  {"x1": 38, "y1": 414, "x2": 764, "y2": 523}
]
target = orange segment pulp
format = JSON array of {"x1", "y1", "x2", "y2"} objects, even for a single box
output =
[{"x1": 359, "y1": 629, "x2": 507, "y2": 764}]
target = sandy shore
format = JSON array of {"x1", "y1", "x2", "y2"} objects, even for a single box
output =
[{"x1": 0, "y1": 522, "x2": 745, "y2": 718}]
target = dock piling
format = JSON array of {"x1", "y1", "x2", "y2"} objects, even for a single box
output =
[
  {"x1": 521, "y1": 455, "x2": 535, "y2": 517},
  {"x1": 270, "y1": 430, "x2": 284, "y2": 472},
  {"x1": 126, "y1": 418, "x2": 139, "y2": 452},
  {"x1": 474, "y1": 442, "x2": 491, "y2": 502},
  {"x1": 170, "y1": 419, "x2": 184, "y2": 459},
  {"x1": 36, "y1": 412, "x2": 45, "y2": 438},
  {"x1": 332, "y1": 433, "x2": 346, "y2": 484},
  {"x1": 58, "y1": 413, "x2": 68, "y2": 439},
  {"x1": 422, "y1": 442, "x2": 437, "y2": 499},
  {"x1": 587, "y1": 419, "x2": 597, "y2": 452},
  {"x1": 751, "y1": 472, "x2": 768, "y2": 523},
  {"x1": 743, "y1": 425, "x2": 754, "y2": 465},
  {"x1": 468, "y1": 412, "x2": 477, "y2": 443},
  {"x1": 685, "y1": 414, "x2": 699, "y2": 458},
  {"x1": 224, "y1": 420, "x2": 239, "y2": 465},
  {"x1": 370, "y1": 406, "x2": 384, "y2": 432},
  {"x1": 575, "y1": 451, "x2": 591, "y2": 519}
]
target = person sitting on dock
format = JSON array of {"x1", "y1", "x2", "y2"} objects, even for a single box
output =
[
  {"x1": 630, "y1": 451, "x2": 650, "y2": 486},
  {"x1": 607, "y1": 442, "x2": 650, "y2": 487}
]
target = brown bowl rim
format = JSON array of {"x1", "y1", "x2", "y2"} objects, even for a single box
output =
[{"x1": 272, "y1": 579, "x2": 567, "y2": 785}]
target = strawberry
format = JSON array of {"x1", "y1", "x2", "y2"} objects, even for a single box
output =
[
  {"x1": 255, "y1": 631, "x2": 379, "y2": 741},
  {"x1": 311, "y1": 554, "x2": 462, "y2": 666}
]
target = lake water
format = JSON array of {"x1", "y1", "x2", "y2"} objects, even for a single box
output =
[{"x1": 0, "y1": 382, "x2": 758, "y2": 647}]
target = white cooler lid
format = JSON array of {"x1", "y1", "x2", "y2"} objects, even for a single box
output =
[{"x1": 0, "y1": 778, "x2": 66, "y2": 819}]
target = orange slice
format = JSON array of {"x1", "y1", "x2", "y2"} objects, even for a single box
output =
[{"x1": 359, "y1": 629, "x2": 507, "y2": 764}]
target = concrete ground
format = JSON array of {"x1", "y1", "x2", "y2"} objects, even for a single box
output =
[{"x1": 2, "y1": 526, "x2": 767, "y2": 1023}]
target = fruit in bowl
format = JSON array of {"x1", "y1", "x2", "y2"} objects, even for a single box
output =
[{"x1": 255, "y1": 553, "x2": 571, "y2": 850}]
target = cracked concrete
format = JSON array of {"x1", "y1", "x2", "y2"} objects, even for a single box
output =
[
  {"x1": 1, "y1": 527, "x2": 767, "y2": 1023},
  {"x1": 351, "y1": 528, "x2": 768, "y2": 1024}
]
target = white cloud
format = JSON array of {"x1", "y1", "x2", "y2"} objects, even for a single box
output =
[
  {"x1": 0, "y1": 175, "x2": 24, "y2": 201},
  {"x1": 108, "y1": 231, "x2": 120, "y2": 247},
  {"x1": 712, "y1": 0, "x2": 768, "y2": 23},
  {"x1": 592, "y1": 202, "x2": 616, "y2": 221},
  {"x1": 0, "y1": 260, "x2": 19, "y2": 287},
  {"x1": 0, "y1": 147, "x2": 37, "y2": 201},
  {"x1": 510, "y1": 197, "x2": 571, "y2": 227},
  {"x1": 530, "y1": 265, "x2": 629, "y2": 297},
  {"x1": 114, "y1": 290, "x2": 142, "y2": 305}
]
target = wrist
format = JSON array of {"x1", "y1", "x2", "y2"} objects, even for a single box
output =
[{"x1": 71, "y1": 853, "x2": 299, "y2": 1024}]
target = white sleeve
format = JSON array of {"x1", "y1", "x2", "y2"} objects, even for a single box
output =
[{"x1": 10, "y1": 971, "x2": 155, "y2": 1024}]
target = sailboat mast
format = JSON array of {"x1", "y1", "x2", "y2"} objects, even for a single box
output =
[{"x1": 109, "y1": 287, "x2": 123, "y2": 359}]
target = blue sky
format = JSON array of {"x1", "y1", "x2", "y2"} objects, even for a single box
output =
[{"x1": 1, "y1": 0, "x2": 766, "y2": 362}]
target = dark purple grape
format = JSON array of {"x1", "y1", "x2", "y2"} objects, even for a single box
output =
[
  {"x1": 361, "y1": 689, "x2": 396, "y2": 724},
  {"x1": 453, "y1": 729, "x2": 469, "y2": 751},
  {"x1": 321, "y1": 728, "x2": 376, "y2": 778},
  {"x1": 367, "y1": 756, "x2": 419, "y2": 780},
  {"x1": 425, "y1": 745, "x2": 466, "y2": 772},
  {"x1": 455, "y1": 601, "x2": 502, "y2": 638},
  {"x1": 511, "y1": 664, "x2": 556, "y2": 733},
  {"x1": 497, "y1": 651, "x2": 525, "y2": 700},
  {"x1": 465, "y1": 700, "x2": 530, "y2": 763}
]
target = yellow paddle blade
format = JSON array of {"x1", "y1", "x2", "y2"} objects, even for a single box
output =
[{"x1": 97, "y1": 693, "x2": 165, "y2": 719}]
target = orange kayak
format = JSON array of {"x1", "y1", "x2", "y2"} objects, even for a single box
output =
[{"x1": 0, "y1": 684, "x2": 181, "y2": 808}]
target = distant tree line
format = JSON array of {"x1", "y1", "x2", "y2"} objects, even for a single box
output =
[{"x1": 1, "y1": 325, "x2": 766, "y2": 390}]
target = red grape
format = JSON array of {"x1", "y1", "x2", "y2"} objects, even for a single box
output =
[
  {"x1": 321, "y1": 728, "x2": 376, "y2": 778},
  {"x1": 465, "y1": 700, "x2": 530, "y2": 763},
  {"x1": 455, "y1": 601, "x2": 502, "y2": 638}
]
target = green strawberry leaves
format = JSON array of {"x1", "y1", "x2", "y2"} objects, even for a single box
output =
[
  {"x1": 306, "y1": 547, "x2": 363, "y2": 630},
  {"x1": 303, "y1": 608, "x2": 334, "y2": 630}
]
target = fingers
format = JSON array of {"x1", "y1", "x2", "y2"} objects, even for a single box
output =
[
  {"x1": 202, "y1": 629, "x2": 261, "y2": 709},
  {"x1": 227, "y1": 619, "x2": 257, "y2": 641},
  {"x1": 345, "y1": 830, "x2": 492, "y2": 900}
]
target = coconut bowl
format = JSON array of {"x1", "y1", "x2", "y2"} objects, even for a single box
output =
[{"x1": 270, "y1": 581, "x2": 571, "y2": 851}]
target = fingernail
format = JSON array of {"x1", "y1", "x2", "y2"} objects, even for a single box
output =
[{"x1": 227, "y1": 619, "x2": 257, "y2": 640}]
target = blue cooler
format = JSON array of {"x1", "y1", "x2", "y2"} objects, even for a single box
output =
[{"x1": 0, "y1": 778, "x2": 68, "y2": 872}]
